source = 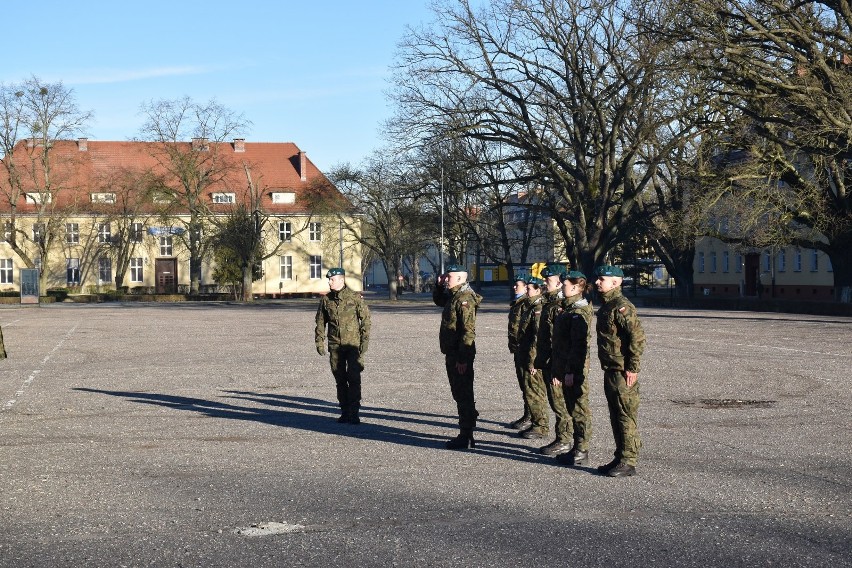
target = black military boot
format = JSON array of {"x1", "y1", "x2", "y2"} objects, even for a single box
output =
[
  {"x1": 348, "y1": 405, "x2": 361, "y2": 425},
  {"x1": 509, "y1": 415, "x2": 532, "y2": 430},
  {"x1": 519, "y1": 426, "x2": 546, "y2": 439},
  {"x1": 605, "y1": 462, "x2": 636, "y2": 477},
  {"x1": 445, "y1": 429, "x2": 476, "y2": 450},
  {"x1": 597, "y1": 458, "x2": 620, "y2": 474},
  {"x1": 539, "y1": 440, "x2": 572, "y2": 456},
  {"x1": 556, "y1": 447, "x2": 589, "y2": 466}
]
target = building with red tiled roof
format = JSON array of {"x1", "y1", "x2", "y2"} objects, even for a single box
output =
[{"x1": 0, "y1": 138, "x2": 363, "y2": 297}]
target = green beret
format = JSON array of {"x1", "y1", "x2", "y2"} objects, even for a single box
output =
[
  {"x1": 540, "y1": 263, "x2": 565, "y2": 278},
  {"x1": 560, "y1": 270, "x2": 587, "y2": 282},
  {"x1": 445, "y1": 264, "x2": 467, "y2": 273},
  {"x1": 526, "y1": 276, "x2": 545, "y2": 287},
  {"x1": 594, "y1": 265, "x2": 624, "y2": 278},
  {"x1": 326, "y1": 267, "x2": 345, "y2": 278}
]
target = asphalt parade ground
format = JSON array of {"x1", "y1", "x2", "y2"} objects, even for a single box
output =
[{"x1": 0, "y1": 296, "x2": 850, "y2": 568}]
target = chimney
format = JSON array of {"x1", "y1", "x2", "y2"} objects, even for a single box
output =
[
  {"x1": 233, "y1": 138, "x2": 245, "y2": 152},
  {"x1": 191, "y1": 137, "x2": 209, "y2": 151},
  {"x1": 299, "y1": 151, "x2": 307, "y2": 182},
  {"x1": 78, "y1": 137, "x2": 88, "y2": 152}
]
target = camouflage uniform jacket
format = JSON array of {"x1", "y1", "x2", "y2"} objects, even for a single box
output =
[
  {"x1": 507, "y1": 293, "x2": 528, "y2": 353},
  {"x1": 551, "y1": 294, "x2": 593, "y2": 378},
  {"x1": 433, "y1": 282, "x2": 482, "y2": 364},
  {"x1": 596, "y1": 287, "x2": 645, "y2": 373},
  {"x1": 315, "y1": 286, "x2": 371, "y2": 352},
  {"x1": 533, "y1": 289, "x2": 564, "y2": 370},
  {"x1": 517, "y1": 295, "x2": 545, "y2": 367}
]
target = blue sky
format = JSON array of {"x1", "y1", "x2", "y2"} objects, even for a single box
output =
[{"x1": 3, "y1": 1, "x2": 434, "y2": 171}]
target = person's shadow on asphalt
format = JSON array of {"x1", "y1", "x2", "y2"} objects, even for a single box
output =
[{"x1": 74, "y1": 388, "x2": 570, "y2": 467}]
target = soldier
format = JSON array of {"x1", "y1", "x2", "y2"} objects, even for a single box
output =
[
  {"x1": 532, "y1": 263, "x2": 573, "y2": 456},
  {"x1": 594, "y1": 265, "x2": 646, "y2": 478},
  {"x1": 507, "y1": 276, "x2": 531, "y2": 429},
  {"x1": 433, "y1": 264, "x2": 482, "y2": 450},
  {"x1": 552, "y1": 271, "x2": 594, "y2": 467},
  {"x1": 0, "y1": 325, "x2": 6, "y2": 359},
  {"x1": 315, "y1": 267, "x2": 371, "y2": 424},
  {"x1": 515, "y1": 276, "x2": 549, "y2": 440}
]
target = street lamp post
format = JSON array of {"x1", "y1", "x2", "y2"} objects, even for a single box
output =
[{"x1": 440, "y1": 164, "x2": 445, "y2": 275}]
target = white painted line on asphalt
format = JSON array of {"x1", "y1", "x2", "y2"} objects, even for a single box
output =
[
  {"x1": 1, "y1": 324, "x2": 78, "y2": 413},
  {"x1": 677, "y1": 336, "x2": 851, "y2": 357}
]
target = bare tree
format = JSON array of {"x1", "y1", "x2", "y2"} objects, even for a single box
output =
[
  {"x1": 327, "y1": 151, "x2": 435, "y2": 300},
  {"x1": 0, "y1": 77, "x2": 92, "y2": 291},
  {"x1": 391, "y1": 0, "x2": 700, "y2": 276},
  {"x1": 136, "y1": 97, "x2": 251, "y2": 294},
  {"x1": 668, "y1": 0, "x2": 852, "y2": 301}
]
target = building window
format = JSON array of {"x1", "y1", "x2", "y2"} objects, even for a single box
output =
[
  {"x1": 810, "y1": 249, "x2": 819, "y2": 272},
  {"x1": 159, "y1": 236, "x2": 173, "y2": 256},
  {"x1": 827, "y1": 256, "x2": 833, "y2": 273},
  {"x1": 698, "y1": 252, "x2": 705, "y2": 273},
  {"x1": 212, "y1": 192, "x2": 235, "y2": 204},
  {"x1": 722, "y1": 251, "x2": 729, "y2": 273},
  {"x1": 98, "y1": 257, "x2": 112, "y2": 284},
  {"x1": 778, "y1": 249, "x2": 786, "y2": 272},
  {"x1": 735, "y1": 253, "x2": 742, "y2": 273},
  {"x1": 0, "y1": 258, "x2": 12, "y2": 284},
  {"x1": 710, "y1": 252, "x2": 717, "y2": 273},
  {"x1": 32, "y1": 223, "x2": 45, "y2": 244},
  {"x1": 66, "y1": 258, "x2": 81, "y2": 285},
  {"x1": 794, "y1": 249, "x2": 802, "y2": 272},
  {"x1": 271, "y1": 192, "x2": 296, "y2": 204},
  {"x1": 66, "y1": 223, "x2": 79, "y2": 244},
  {"x1": 91, "y1": 192, "x2": 116, "y2": 203},
  {"x1": 309, "y1": 255, "x2": 322, "y2": 279},
  {"x1": 130, "y1": 258, "x2": 144, "y2": 283},
  {"x1": 280, "y1": 255, "x2": 293, "y2": 280},
  {"x1": 309, "y1": 222, "x2": 321, "y2": 242},
  {"x1": 279, "y1": 221, "x2": 292, "y2": 242},
  {"x1": 130, "y1": 222, "x2": 144, "y2": 243},
  {"x1": 25, "y1": 192, "x2": 51, "y2": 204},
  {"x1": 98, "y1": 223, "x2": 111, "y2": 244},
  {"x1": 763, "y1": 251, "x2": 771, "y2": 272}
]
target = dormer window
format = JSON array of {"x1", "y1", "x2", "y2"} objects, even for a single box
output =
[
  {"x1": 25, "y1": 193, "x2": 52, "y2": 204},
  {"x1": 212, "y1": 192, "x2": 235, "y2": 204},
  {"x1": 91, "y1": 192, "x2": 116, "y2": 204},
  {"x1": 271, "y1": 192, "x2": 296, "y2": 204}
]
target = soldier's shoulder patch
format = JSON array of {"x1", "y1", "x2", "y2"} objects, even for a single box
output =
[
  {"x1": 461, "y1": 301, "x2": 469, "y2": 306},
  {"x1": 618, "y1": 306, "x2": 627, "y2": 313}
]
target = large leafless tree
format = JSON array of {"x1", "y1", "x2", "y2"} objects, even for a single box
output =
[
  {"x1": 391, "y1": 0, "x2": 700, "y2": 277},
  {"x1": 137, "y1": 97, "x2": 250, "y2": 294},
  {"x1": 666, "y1": 0, "x2": 852, "y2": 301}
]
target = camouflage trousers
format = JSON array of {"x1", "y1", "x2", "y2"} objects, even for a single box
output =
[
  {"x1": 561, "y1": 371, "x2": 592, "y2": 451},
  {"x1": 512, "y1": 359, "x2": 531, "y2": 421},
  {"x1": 445, "y1": 353, "x2": 479, "y2": 431},
  {"x1": 603, "y1": 369, "x2": 641, "y2": 466},
  {"x1": 329, "y1": 346, "x2": 363, "y2": 417},
  {"x1": 516, "y1": 354, "x2": 548, "y2": 432},
  {"x1": 542, "y1": 369, "x2": 571, "y2": 443}
]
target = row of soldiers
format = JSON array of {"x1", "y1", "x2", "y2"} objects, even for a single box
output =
[
  {"x1": 506, "y1": 263, "x2": 645, "y2": 477},
  {"x1": 316, "y1": 262, "x2": 645, "y2": 478}
]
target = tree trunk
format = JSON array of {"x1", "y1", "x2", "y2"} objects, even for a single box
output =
[
  {"x1": 383, "y1": 261, "x2": 399, "y2": 301},
  {"x1": 827, "y1": 245, "x2": 852, "y2": 303},
  {"x1": 242, "y1": 265, "x2": 254, "y2": 302}
]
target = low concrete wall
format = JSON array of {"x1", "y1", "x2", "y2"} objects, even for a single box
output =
[{"x1": 641, "y1": 295, "x2": 852, "y2": 317}]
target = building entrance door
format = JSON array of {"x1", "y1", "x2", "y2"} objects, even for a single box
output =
[
  {"x1": 744, "y1": 254, "x2": 760, "y2": 296},
  {"x1": 155, "y1": 258, "x2": 178, "y2": 294}
]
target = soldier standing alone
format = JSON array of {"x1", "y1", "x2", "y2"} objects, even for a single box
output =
[
  {"x1": 594, "y1": 265, "x2": 646, "y2": 477},
  {"x1": 433, "y1": 264, "x2": 482, "y2": 449},
  {"x1": 315, "y1": 267, "x2": 371, "y2": 424}
]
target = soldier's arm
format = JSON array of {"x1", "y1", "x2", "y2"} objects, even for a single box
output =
[
  {"x1": 432, "y1": 280, "x2": 447, "y2": 307},
  {"x1": 357, "y1": 297, "x2": 371, "y2": 353},
  {"x1": 456, "y1": 298, "x2": 477, "y2": 363},
  {"x1": 314, "y1": 301, "x2": 328, "y2": 353},
  {"x1": 617, "y1": 306, "x2": 645, "y2": 374}
]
